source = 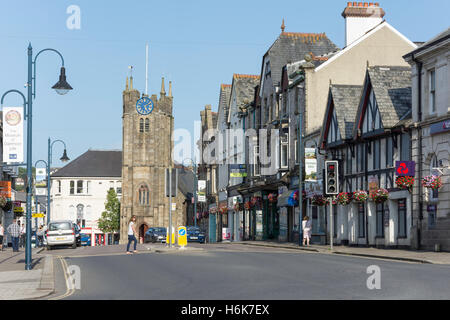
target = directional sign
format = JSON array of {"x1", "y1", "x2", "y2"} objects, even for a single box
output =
[
  {"x1": 32, "y1": 213, "x2": 45, "y2": 218},
  {"x1": 178, "y1": 226, "x2": 187, "y2": 247},
  {"x1": 395, "y1": 161, "x2": 415, "y2": 177}
]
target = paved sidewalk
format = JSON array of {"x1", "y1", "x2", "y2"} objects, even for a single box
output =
[
  {"x1": 235, "y1": 241, "x2": 450, "y2": 264},
  {"x1": 0, "y1": 247, "x2": 54, "y2": 299}
]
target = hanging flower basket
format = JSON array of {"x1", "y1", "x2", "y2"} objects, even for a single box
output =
[
  {"x1": 244, "y1": 201, "x2": 252, "y2": 210},
  {"x1": 209, "y1": 207, "x2": 217, "y2": 214},
  {"x1": 219, "y1": 206, "x2": 228, "y2": 214},
  {"x1": 353, "y1": 190, "x2": 368, "y2": 203},
  {"x1": 311, "y1": 194, "x2": 327, "y2": 207},
  {"x1": 396, "y1": 176, "x2": 415, "y2": 192},
  {"x1": 369, "y1": 188, "x2": 389, "y2": 203},
  {"x1": 336, "y1": 192, "x2": 352, "y2": 205},
  {"x1": 268, "y1": 193, "x2": 278, "y2": 203},
  {"x1": 422, "y1": 175, "x2": 442, "y2": 190},
  {"x1": 0, "y1": 195, "x2": 7, "y2": 208}
]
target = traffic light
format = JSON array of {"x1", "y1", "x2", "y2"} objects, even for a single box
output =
[{"x1": 325, "y1": 160, "x2": 339, "y2": 195}]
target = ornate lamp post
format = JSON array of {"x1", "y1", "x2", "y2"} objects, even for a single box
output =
[{"x1": 0, "y1": 44, "x2": 72, "y2": 270}]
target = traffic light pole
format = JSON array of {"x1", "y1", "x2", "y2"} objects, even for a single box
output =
[{"x1": 330, "y1": 197, "x2": 333, "y2": 251}]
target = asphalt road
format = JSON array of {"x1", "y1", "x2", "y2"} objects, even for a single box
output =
[{"x1": 46, "y1": 244, "x2": 450, "y2": 300}]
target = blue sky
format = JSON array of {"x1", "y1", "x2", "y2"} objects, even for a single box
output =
[{"x1": 0, "y1": 0, "x2": 448, "y2": 168}]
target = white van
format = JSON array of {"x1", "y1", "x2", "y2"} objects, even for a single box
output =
[{"x1": 46, "y1": 220, "x2": 76, "y2": 250}]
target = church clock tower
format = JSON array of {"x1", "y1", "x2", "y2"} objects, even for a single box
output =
[{"x1": 120, "y1": 76, "x2": 184, "y2": 243}]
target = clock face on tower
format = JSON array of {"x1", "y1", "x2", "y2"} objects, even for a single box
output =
[{"x1": 136, "y1": 97, "x2": 154, "y2": 115}]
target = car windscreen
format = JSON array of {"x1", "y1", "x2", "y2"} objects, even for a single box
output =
[
  {"x1": 49, "y1": 222, "x2": 72, "y2": 231},
  {"x1": 154, "y1": 228, "x2": 166, "y2": 233},
  {"x1": 187, "y1": 227, "x2": 201, "y2": 232}
]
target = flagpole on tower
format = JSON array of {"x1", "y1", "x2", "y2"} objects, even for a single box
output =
[{"x1": 145, "y1": 43, "x2": 149, "y2": 96}]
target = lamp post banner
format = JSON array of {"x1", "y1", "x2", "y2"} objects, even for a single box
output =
[{"x1": 2, "y1": 106, "x2": 24, "y2": 163}]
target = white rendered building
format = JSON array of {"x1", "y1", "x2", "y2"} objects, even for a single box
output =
[{"x1": 50, "y1": 150, "x2": 122, "y2": 238}]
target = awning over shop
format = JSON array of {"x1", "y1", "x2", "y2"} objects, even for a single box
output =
[{"x1": 277, "y1": 190, "x2": 298, "y2": 207}]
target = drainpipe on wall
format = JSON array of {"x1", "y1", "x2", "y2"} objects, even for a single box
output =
[{"x1": 413, "y1": 55, "x2": 423, "y2": 250}]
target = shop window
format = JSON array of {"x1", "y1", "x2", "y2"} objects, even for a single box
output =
[
  {"x1": 376, "y1": 203, "x2": 384, "y2": 237},
  {"x1": 398, "y1": 199, "x2": 407, "y2": 238},
  {"x1": 358, "y1": 203, "x2": 365, "y2": 238}
]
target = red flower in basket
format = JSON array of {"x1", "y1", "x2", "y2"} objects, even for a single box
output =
[
  {"x1": 311, "y1": 194, "x2": 327, "y2": 206},
  {"x1": 268, "y1": 193, "x2": 278, "y2": 203},
  {"x1": 422, "y1": 175, "x2": 442, "y2": 190},
  {"x1": 369, "y1": 188, "x2": 389, "y2": 203},
  {"x1": 353, "y1": 190, "x2": 368, "y2": 203},
  {"x1": 244, "y1": 201, "x2": 252, "y2": 210},
  {"x1": 396, "y1": 176, "x2": 414, "y2": 192},
  {"x1": 336, "y1": 192, "x2": 352, "y2": 205}
]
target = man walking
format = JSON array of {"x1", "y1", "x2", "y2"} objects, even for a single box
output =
[{"x1": 7, "y1": 219, "x2": 21, "y2": 252}]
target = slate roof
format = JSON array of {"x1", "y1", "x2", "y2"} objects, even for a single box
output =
[
  {"x1": 176, "y1": 166, "x2": 195, "y2": 198},
  {"x1": 229, "y1": 74, "x2": 260, "y2": 120},
  {"x1": 330, "y1": 85, "x2": 363, "y2": 139},
  {"x1": 265, "y1": 32, "x2": 339, "y2": 86},
  {"x1": 366, "y1": 66, "x2": 412, "y2": 128},
  {"x1": 219, "y1": 84, "x2": 232, "y2": 125},
  {"x1": 51, "y1": 150, "x2": 122, "y2": 178}
]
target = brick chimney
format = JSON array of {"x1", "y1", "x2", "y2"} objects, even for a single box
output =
[{"x1": 342, "y1": 2, "x2": 385, "y2": 46}]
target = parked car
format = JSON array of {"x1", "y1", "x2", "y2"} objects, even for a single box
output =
[
  {"x1": 46, "y1": 220, "x2": 77, "y2": 250},
  {"x1": 144, "y1": 227, "x2": 166, "y2": 243},
  {"x1": 80, "y1": 233, "x2": 91, "y2": 246},
  {"x1": 73, "y1": 223, "x2": 81, "y2": 247},
  {"x1": 187, "y1": 226, "x2": 205, "y2": 243}
]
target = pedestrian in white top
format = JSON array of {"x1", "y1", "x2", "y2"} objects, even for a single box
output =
[
  {"x1": 126, "y1": 215, "x2": 138, "y2": 254},
  {"x1": 302, "y1": 216, "x2": 312, "y2": 246},
  {"x1": 0, "y1": 223, "x2": 4, "y2": 251}
]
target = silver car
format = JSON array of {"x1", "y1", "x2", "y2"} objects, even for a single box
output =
[{"x1": 46, "y1": 220, "x2": 77, "y2": 250}]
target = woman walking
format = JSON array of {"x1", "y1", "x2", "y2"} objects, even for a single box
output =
[
  {"x1": 0, "y1": 223, "x2": 4, "y2": 251},
  {"x1": 127, "y1": 216, "x2": 138, "y2": 254},
  {"x1": 302, "y1": 216, "x2": 312, "y2": 246}
]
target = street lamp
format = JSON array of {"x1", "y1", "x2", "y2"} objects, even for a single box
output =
[
  {"x1": 0, "y1": 43, "x2": 72, "y2": 270},
  {"x1": 34, "y1": 160, "x2": 48, "y2": 231},
  {"x1": 182, "y1": 158, "x2": 198, "y2": 228},
  {"x1": 47, "y1": 139, "x2": 69, "y2": 225}
]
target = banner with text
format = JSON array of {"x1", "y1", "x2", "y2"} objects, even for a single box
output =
[{"x1": 2, "y1": 107, "x2": 24, "y2": 163}]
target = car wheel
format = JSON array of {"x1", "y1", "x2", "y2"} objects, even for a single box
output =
[
  {"x1": 71, "y1": 242, "x2": 77, "y2": 249},
  {"x1": 47, "y1": 245, "x2": 52, "y2": 251}
]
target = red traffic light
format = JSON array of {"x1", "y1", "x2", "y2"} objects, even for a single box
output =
[{"x1": 328, "y1": 165, "x2": 335, "y2": 170}]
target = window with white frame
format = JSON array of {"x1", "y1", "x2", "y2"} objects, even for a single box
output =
[
  {"x1": 70, "y1": 181, "x2": 75, "y2": 195},
  {"x1": 77, "y1": 180, "x2": 83, "y2": 194},
  {"x1": 429, "y1": 69, "x2": 436, "y2": 114},
  {"x1": 253, "y1": 146, "x2": 261, "y2": 176},
  {"x1": 280, "y1": 133, "x2": 288, "y2": 169},
  {"x1": 86, "y1": 181, "x2": 91, "y2": 195},
  {"x1": 430, "y1": 155, "x2": 440, "y2": 200},
  {"x1": 57, "y1": 180, "x2": 61, "y2": 194}
]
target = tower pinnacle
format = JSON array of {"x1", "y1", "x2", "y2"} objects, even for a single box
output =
[{"x1": 160, "y1": 77, "x2": 166, "y2": 96}]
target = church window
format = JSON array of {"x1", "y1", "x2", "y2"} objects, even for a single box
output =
[
  {"x1": 145, "y1": 118, "x2": 149, "y2": 132},
  {"x1": 139, "y1": 118, "x2": 144, "y2": 133},
  {"x1": 139, "y1": 184, "x2": 149, "y2": 205}
]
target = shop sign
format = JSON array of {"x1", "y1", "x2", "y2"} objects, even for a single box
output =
[{"x1": 395, "y1": 161, "x2": 415, "y2": 177}]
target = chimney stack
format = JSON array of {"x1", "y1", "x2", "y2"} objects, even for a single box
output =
[{"x1": 342, "y1": 2, "x2": 385, "y2": 46}]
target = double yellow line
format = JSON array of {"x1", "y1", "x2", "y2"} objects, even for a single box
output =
[{"x1": 48, "y1": 256, "x2": 76, "y2": 300}]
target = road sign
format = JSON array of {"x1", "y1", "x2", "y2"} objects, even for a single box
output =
[
  {"x1": 395, "y1": 161, "x2": 415, "y2": 176},
  {"x1": 32, "y1": 213, "x2": 45, "y2": 218},
  {"x1": 13, "y1": 206, "x2": 24, "y2": 214},
  {"x1": 178, "y1": 226, "x2": 187, "y2": 247}
]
